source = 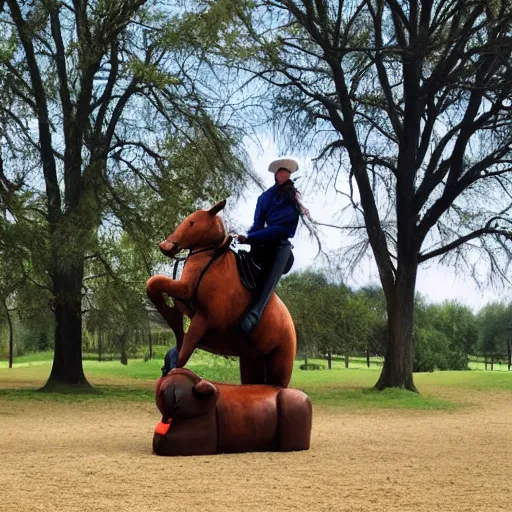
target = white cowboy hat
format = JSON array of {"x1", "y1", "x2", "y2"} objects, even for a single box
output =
[{"x1": 268, "y1": 157, "x2": 299, "y2": 175}]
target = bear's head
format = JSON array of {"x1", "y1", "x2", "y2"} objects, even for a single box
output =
[{"x1": 156, "y1": 368, "x2": 218, "y2": 420}]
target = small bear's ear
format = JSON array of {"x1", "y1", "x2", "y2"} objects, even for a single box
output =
[
  {"x1": 208, "y1": 199, "x2": 227, "y2": 216},
  {"x1": 192, "y1": 379, "x2": 217, "y2": 399}
]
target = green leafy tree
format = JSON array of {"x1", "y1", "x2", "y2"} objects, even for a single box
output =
[
  {"x1": 329, "y1": 291, "x2": 374, "y2": 368},
  {"x1": 279, "y1": 269, "x2": 377, "y2": 368},
  {"x1": 0, "y1": 0, "x2": 249, "y2": 387},
  {"x1": 83, "y1": 232, "x2": 154, "y2": 363},
  {"x1": 413, "y1": 326, "x2": 450, "y2": 372},
  {"x1": 356, "y1": 286, "x2": 388, "y2": 363},
  {"x1": 278, "y1": 270, "x2": 330, "y2": 364},
  {"x1": 413, "y1": 299, "x2": 478, "y2": 371},
  {"x1": 477, "y1": 302, "x2": 511, "y2": 369},
  {"x1": 430, "y1": 301, "x2": 478, "y2": 369},
  {"x1": 0, "y1": 161, "x2": 50, "y2": 365}
]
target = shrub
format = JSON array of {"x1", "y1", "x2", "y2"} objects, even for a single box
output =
[
  {"x1": 413, "y1": 327, "x2": 469, "y2": 372},
  {"x1": 299, "y1": 363, "x2": 325, "y2": 370}
]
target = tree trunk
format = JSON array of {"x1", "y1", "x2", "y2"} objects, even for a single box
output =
[
  {"x1": 98, "y1": 329, "x2": 103, "y2": 362},
  {"x1": 43, "y1": 257, "x2": 91, "y2": 389},
  {"x1": 2, "y1": 300, "x2": 13, "y2": 369},
  {"x1": 344, "y1": 354, "x2": 349, "y2": 368},
  {"x1": 327, "y1": 349, "x2": 332, "y2": 369},
  {"x1": 119, "y1": 328, "x2": 128, "y2": 365},
  {"x1": 366, "y1": 349, "x2": 370, "y2": 368},
  {"x1": 484, "y1": 355, "x2": 487, "y2": 370},
  {"x1": 491, "y1": 356, "x2": 494, "y2": 371},
  {"x1": 507, "y1": 338, "x2": 511, "y2": 372},
  {"x1": 304, "y1": 355, "x2": 308, "y2": 369},
  {"x1": 147, "y1": 314, "x2": 153, "y2": 360},
  {"x1": 375, "y1": 263, "x2": 418, "y2": 391}
]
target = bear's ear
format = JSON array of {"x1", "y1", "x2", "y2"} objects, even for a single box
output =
[
  {"x1": 208, "y1": 199, "x2": 227, "y2": 216},
  {"x1": 192, "y1": 379, "x2": 217, "y2": 399}
]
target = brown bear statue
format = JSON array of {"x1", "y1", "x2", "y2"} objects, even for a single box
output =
[{"x1": 153, "y1": 368, "x2": 312, "y2": 456}]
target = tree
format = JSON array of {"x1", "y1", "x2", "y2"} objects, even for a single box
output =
[
  {"x1": 0, "y1": 244, "x2": 26, "y2": 368},
  {"x1": 278, "y1": 269, "x2": 376, "y2": 367},
  {"x1": 0, "y1": 1, "x2": 248, "y2": 387},
  {"x1": 413, "y1": 298, "x2": 478, "y2": 371},
  {"x1": 430, "y1": 301, "x2": 478, "y2": 369},
  {"x1": 316, "y1": 285, "x2": 375, "y2": 367},
  {"x1": 357, "y1": 286, "x2": 388, "y2": 364},
  {"x1": 0, "y1": 157, "x2": 46, "y2": 366},
  {"x1": 202, "y1": 0, "x2": 512, "y2": 390},
  {"x1": 83, "y1": 232, "x2": 153, "y2": 364},
  {"x1": 278, "y1": 270, "x2": 330, "y2": 364},
  {"x1": 340, "y1": 293, "x2": 376, "y2": 367},
  {"x1": 477, "y1": 302, "x2": 511, "y2": 369}
]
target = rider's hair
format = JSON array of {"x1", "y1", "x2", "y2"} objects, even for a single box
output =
[{"x1": 276, "y1": 179, "x2": 302, "y2": 215}]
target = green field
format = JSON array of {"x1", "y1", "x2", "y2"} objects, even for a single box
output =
[{"x1": 2, "y1": 349, "x2": 512, "y2": 411}]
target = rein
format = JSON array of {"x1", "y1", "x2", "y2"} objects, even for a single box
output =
[
  {"x1": 171, "y1": 236, "x2": 232, "y2": 315},
  {"x1": 188, "y1": 246, "x2": 219, "y2": 257},
  {"x1": 170, "y1": 246, "x2": 215, "y2": 279}
]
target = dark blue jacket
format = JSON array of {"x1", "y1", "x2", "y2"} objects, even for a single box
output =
[{"x1": 246, "y1": 184, "x2": 299, "y2": 244}]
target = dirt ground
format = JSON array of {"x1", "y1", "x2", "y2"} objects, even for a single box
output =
[{"x1": 1, "y1": 389, "x2": 511, "y2": 512}]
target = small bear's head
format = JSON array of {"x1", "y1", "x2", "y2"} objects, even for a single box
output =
[{"x1": 156, "y1": 368, "x2": 218, "y2": 420}]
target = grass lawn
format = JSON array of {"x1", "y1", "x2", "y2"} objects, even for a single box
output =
[{"x1": 1, "y1": 349, "x2": 512, "y2": 410}]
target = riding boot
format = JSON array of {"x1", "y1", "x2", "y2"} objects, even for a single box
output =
[
  {"x1": 239, "y1": 242, "x2": 293, "y2": 334},
  {"x1": 161, "y1": 346, "x2": 179, "y2": 377}
]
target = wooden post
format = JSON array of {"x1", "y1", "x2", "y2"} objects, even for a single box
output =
[
  {"x1": 8, "y1": 318, "x2": 13, "y2": 370},
  {"x1": 344, "y1": 354, "x2": 349, "y2": 369},
  {"x1": 327, "y1": 349, "x2": 332, "y2": 370},
  {"x1": 507, "y1": 336, "x2": 511, "y2": 372},
  {"x1": 147, "y1": 315, "x2": 153, "y2": 360},
  {"x1": 2, "y1": 300, "x2": 13, "y2": 369}
]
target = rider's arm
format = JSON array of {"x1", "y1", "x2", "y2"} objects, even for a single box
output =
[
  {"x1": 246, "y1": 225, "x2": 291, "y2": 243},
  {"x1": 247, "y1": 195, "x2": 266, "y2": 235}
]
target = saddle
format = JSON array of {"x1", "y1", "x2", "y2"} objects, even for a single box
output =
[
  {"x1": 234, "y1": 250, "x2": 264, "y2": 290},
  {"x1": 233, "y1": 246, "x2": 294, "y2": 291}
]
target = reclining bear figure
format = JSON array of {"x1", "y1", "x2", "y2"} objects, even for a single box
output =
[{"x1": 153, "y1": 368, "x2": 312, "y2": 456}]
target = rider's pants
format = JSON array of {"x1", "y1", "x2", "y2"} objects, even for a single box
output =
[{"x1": 239, "y1": 240, "x2": 293, "y2": 334}]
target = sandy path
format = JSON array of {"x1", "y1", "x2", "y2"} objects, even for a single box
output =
[{"x1": 1, "y1": 392, "x2": 511, "y2": 512}]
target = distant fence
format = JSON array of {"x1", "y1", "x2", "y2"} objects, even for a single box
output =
[
  {"x1": 469, "y1": 356, "x2": 511, "y2": 372},
  {"x1": 3, "y1": 346, "x2": 511, "y2": 372}
]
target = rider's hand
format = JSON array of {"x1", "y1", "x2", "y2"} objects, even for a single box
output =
[{"x1": 237, "y1": 234, "x2": 248, "y2": 244}]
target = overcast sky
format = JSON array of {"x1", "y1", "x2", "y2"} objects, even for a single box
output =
[{"x1": 228, "y1": 138, "x2": 507, "y2": 312}]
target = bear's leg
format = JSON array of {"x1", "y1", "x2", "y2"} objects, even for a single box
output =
[{"x1": 276, "y1": 388, "x2": 312, "y2": 451}]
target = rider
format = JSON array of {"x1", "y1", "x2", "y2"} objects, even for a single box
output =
[{"x1": 237, "y1": 157, "x2": 310, "y2": 334}]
